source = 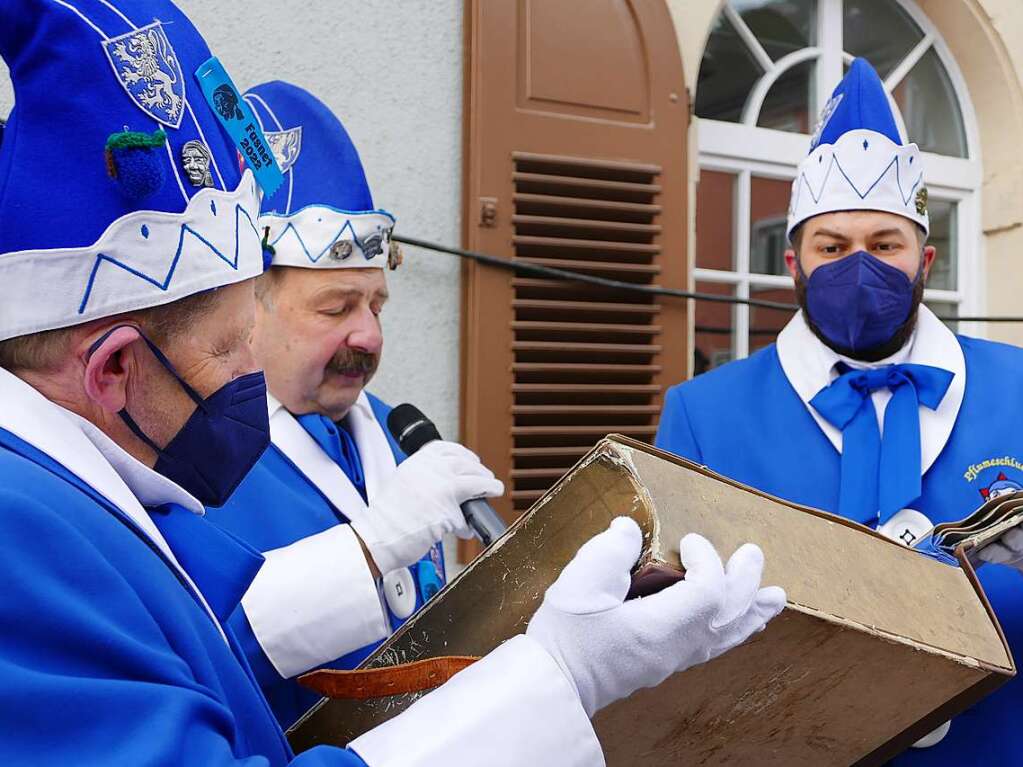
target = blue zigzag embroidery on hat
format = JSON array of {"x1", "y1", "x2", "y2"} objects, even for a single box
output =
[
  {"x1": 789, "y1": 151, "x2": 923, "y2": 216},
  {"x1": 78, "y1": 204, "x2": 260, "y2": 314},
  {"x1": 269, "y1": 218, "x2": 386, "y2": 263}
]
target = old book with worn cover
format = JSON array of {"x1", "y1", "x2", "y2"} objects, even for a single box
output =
[{"x1": 289, "y1": 437, "x2": 1014, "y2": 766}]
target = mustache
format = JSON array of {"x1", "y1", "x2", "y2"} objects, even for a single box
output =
[{"x1": 327, "y1": 348, "x2": 378, "y2": 376}]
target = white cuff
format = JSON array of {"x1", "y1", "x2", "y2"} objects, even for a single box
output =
[
  {"x1": 350, "y1": 635, "x2": 604, "y2": 767},
  {"x1": 241, "y1": 525, "x2": 389, "y2": 679}
]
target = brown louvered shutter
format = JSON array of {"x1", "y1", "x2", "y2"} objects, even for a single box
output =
[{"x1": 461, "y1": 0, "x2": 688, "y2": 556}]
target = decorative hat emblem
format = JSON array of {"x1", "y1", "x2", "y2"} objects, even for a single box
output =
[
  {"x1": 915, "y1": 187, "x2": 928, "y2": 216},
  {"x1": 181, "y1": 140, "x2": 214, "y2": 188},
  {"x1": 810, "y1": 93, "x2": 844, "y2": 150},
  {"x1": 265, "y1": 127, "x2": 303, "y2": 174},
  {"x1": 212, "y1": 85, "x2": 244, "y2": 121},
  {"x1": 102, "y1": 22, "x2": 185, "y2": 129},
  {"x1": 329, "y1": 240, "x2": 354, "y2": 261},
  {"x1": 362, "y1": 232, "x2": 385, "y2": 260}
]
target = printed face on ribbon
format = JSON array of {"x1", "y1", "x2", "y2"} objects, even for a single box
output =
[
  {"x1": 102, "y1": 22, "x2": 185, "y2": 129},
  {"x1": 265, "y1": 127, "x2": 303, "y2": 174}
]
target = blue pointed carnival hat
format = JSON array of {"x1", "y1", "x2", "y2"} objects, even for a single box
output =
[
  {"x1": 0, "y1": 0, "x2": 273, "y2": 343},
  {"x1": 243, "y1": 81, "x2": 396, "y2": 270},
  {"x1": 788, "y1": 58, "x2": 929, "y2": 239}
]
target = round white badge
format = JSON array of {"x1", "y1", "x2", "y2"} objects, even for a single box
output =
[{"x1": 383, "y1": 568, "x2": 417, "y2": 619}]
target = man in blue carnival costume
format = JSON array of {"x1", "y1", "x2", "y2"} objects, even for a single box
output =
[
  {"x1": 0, "y1": 1, "x2": 785, "y2": 764},
  {"x1": 208, "y1": 81, "x2": 489, "y2": 728},
  {"x1": 656, "y1": 58, "x2": 1023, "y2": 764}
]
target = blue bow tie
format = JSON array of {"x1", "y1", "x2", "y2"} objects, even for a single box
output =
[
  {"x1": 810, "y1": 363, "x2": 954, "y2": 525},
  {"x1": 296, "y1": 412, "x2": 367, "y2": 502}
]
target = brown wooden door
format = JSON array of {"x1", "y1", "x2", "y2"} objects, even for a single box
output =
[{"x1": 461, "y1": 0, "x2": 688, "y2": 556}]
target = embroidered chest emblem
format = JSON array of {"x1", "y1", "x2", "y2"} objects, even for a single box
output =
[
  {"x1": 979, "y1": 472, "x2": 1023, "y2": 501},
  {"x1": 265, "y1": 127, "x2": 303, "y2": 174},
  {"x1": 103, "y1": 22, "x2": 185, "y2": 128}
]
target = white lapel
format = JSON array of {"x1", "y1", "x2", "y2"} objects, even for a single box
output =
[
  {"x1": 0, "y1": 369, "x2": 227, "y2": 640},
  {"x1": 775, "y1": 306, "x2": 966, "y2": 475},
  {"x1": 346, "y1": 392, "x2": 400, "y2": 504},
  {"x1": 267, "y1": 391, "x2": 397, "y2": 521}
]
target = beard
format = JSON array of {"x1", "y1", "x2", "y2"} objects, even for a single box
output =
[
  {"x1": 795, "y1": 275, "x2": 925, "y2": 363},
  {"x1": 326, "y1": 346, "x2": 379, "y2": 384}
]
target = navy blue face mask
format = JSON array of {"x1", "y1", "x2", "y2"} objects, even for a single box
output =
[
  {"x1": 801, "y1": 250, "x2": 921, "y2": 354},
  {"x1": 89, "y1": 327, "x2": 270, "y2": 507}
]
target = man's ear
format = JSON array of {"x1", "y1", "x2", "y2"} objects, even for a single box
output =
[
  {"x1": 784, "y1": 249, "x2": 799, "y2": 280},
  {"x1": 921, "y1": 245, "x2": 937, "y2": 281},
  {"x1": 82, "y1": 325, "x2": 143, "y2": 414}
]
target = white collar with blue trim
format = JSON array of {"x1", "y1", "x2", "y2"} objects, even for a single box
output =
[{"x1": 775, "y1": 305, "x2": 966, "y2": 475}]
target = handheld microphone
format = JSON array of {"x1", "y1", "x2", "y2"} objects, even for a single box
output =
[{"x1": 387, "y1": 404, "x2": 508, "y2": 547}]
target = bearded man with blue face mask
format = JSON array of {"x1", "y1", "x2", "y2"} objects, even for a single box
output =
[{"x1": 656, "y1": 58, "x2": 1023, "y2": 764}]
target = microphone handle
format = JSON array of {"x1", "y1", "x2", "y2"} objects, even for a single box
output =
[{"x1": 460, "y1": 498, "x2": 507, "y2": 547}]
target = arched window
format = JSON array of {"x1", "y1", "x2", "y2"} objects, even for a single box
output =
[{"x1": 692, "y1": 0, "x2": 980, "y2": 375}]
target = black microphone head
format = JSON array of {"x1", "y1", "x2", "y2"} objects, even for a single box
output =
[{"x1": 388, "y1": 403, "x2": 442, "y2": 455}]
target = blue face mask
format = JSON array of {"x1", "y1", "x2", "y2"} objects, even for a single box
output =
[
  {"x1": 802, "y1": 250, "x2": 920, "y2": 353},
  {"x1": 90, "y1": 327, "x2": 270, "y2": 507}
]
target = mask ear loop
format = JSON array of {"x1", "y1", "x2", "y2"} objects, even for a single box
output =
[
  {"x1": 86, "y1": 324, "x2": 210, "y2": 458},
  {"x1": 87, "y1": 324, "x2": 209, "y2": 412}
]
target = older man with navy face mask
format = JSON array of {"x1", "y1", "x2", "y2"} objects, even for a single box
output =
[
  {"x1": 0, "y1": 2, "x2": 786, "y2": 765},
  {"x1": 656, "y1": 58, "x2": 1023, "y2": 763}
]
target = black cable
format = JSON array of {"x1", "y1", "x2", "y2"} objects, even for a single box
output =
[
  {"x1": 394, "y1": 234, "x2": 796, "y2": 311},
  {"x1": 395, "y1": 234, "x2": 1023, "y2": 324}
]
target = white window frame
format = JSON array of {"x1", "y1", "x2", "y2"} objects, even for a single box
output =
[{"x1": 695, "y1": 0, "x2": 984, "y2": 362}]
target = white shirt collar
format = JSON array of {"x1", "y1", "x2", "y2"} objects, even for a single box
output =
[
  {"x1": 266, "y1": 388, "x2": 397, "y2": 516},
  {"x1": 0, "y1": 367, "x2": 226, "y2": 637},
  {"x1": 776, "y1": 305, "x2": 966, "y2": 474},
  {"x1": 60, "y1": 409, "x2": 204, "y2": 515}
]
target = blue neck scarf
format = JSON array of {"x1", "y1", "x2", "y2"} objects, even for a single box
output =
[{"x1": 296, "y1": 413, "x2": 367, "y2": 503}]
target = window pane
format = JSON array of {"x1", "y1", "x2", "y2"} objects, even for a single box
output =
[
  {"x1": 696, "y1": 170, "x2": 736, "y2": 270},
  {"x1": 694, "y1": 282, "x2": 736, "y2": 375},
  {"x1": 843, "y1": 0, "x2": 924, "y2": 80},
  {"x1": 750, "y1": 175, "x2": 792, "y2": 275},
  {"x1": 696, "y1": 14, "x2": 765, "y2": 122},
  {"x1": 750, "y1": 285, "x2": 797, "y2": 354},
  {"x1": 925, "y1": 199, "x2": 957, "y2": 291},
  {"x1": 893, "y1": 48, "x2": 968, "y2": 157},
  {"x1": 757, "y1": 58, "x2": 816, "y2": 133},
  {"x1": 732, "y1": 0, "x2": 816, "y2": 61},
  {"x1": 925, "y1": 301, "x2": 958, "y2": 333}
]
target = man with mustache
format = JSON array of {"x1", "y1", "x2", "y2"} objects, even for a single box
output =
[
  {"x1": 655, "y1": 58, "x2": 1023, "y2": 763},
  {"x1": 207, "y1": 81, "x2": 497, "y2": 728},
  {"x1": 0, "y1": 2, "x2": 789, "y2": 764}
]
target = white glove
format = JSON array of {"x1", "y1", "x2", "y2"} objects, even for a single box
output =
[
  {"x1": 977, "y1": 527, "x2": 1023, "y2": 572},
  {"x1": 526, "y1": 517, "x2": 786, "y2": 717},
  {"x1": 351, "y1": 441, "x2": 504, "y2": 576}
]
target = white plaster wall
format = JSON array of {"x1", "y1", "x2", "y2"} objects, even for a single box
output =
[{"x1": 0, "y1": 1, "x2": 466, "y2": 440}]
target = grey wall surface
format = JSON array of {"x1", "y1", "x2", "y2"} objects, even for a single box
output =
[{"x1": 0, "y1": 1, "x2": 465, "y2": 440}]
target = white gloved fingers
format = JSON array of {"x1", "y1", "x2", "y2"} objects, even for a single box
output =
[
  {"x1": 678, "y1": 533, "x2": 727, "y2": 606},
  {"x1": 706, "y1": 600, "x2": 773, "y2": 660},
  {"x1": 451, "y1": 475, "x2": 505, "y2": 502},
  {"x1": 713, "y1": 543, "x2": 766, "y2": 629},
  {"x1": 417, "y1": 440, "x2": 486, "y2": 465},
  {"x1": 751, "y1": 586, "x2": 787, "y2": 622},
  {"x1": 545, "y1": 517, "x2": 642, "y2": 614},
  {"x1": 453, "y1": 519, "x2": 475, "y2": 540}
]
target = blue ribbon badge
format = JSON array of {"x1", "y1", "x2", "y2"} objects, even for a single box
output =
[{"x1": 194, "y1": 57, "x2": 284, "y2": 196}]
